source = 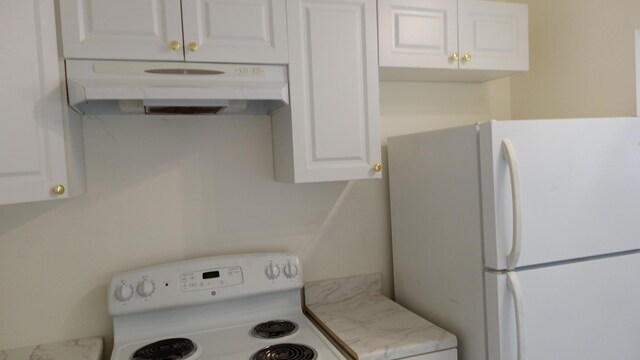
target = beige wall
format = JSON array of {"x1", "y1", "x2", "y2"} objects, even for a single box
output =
[
  {"x1": 381, "y1": 78, "x2": 511, "y2": 140},
  {"x1": 0, "y1": 79, "x2": 508, "y2": 354},
  {"x1": 510, "y1": 0, "x2": 640, "y2": 119}
]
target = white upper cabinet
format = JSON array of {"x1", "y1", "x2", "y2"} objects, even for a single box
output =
[
  {"x1": 60, "y1": 0, "x2": 184, "y2": 61},
  {"x1": 378, "y1": 0, "x2": 528, "y2": 81},
  {"x1": 378, "y1": 0, "x2": 459, "y2": 69},
  {"x1": 0, "y1": 1, "x2": 85, "y2": 206},
  {"x1": 60, "y1": 0, "x2": 288, "y2": 64},
  {"x1": 458, "y1": 0, "x2": 528, "y2": 71},
  {"x1": 182, "y1": 0, "x2": 288, "y2": 64},
  {"x1": 272, "y1": 0, "x2": 381, "y2": 183}
]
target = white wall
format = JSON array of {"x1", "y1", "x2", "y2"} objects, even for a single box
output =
[{"x1": 0, "y1": 80, "x2": 509, "y2": 354}]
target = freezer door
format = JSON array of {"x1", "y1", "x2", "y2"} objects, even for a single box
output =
[
  {"x1": 485, "y1": 252, "x2": 640, "y2": 360},
  {"x1": 480, "y1": 117, "x2": 640, "y2": 269}
]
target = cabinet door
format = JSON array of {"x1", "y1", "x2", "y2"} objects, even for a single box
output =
[
  {"x1": 0, "y1": 1, "x2": 68, "y2": 205},
  {"x1": 276, "y1": 0, "x2": 381, "y2": 182},
  {"x1": 182, "y1": 0, "x2": 288, "y2": 64},
  {"x1": 378, "y1": 0, "x2": 458, "y2": 69},
  {"x1": 458, "y1": 0, "x2": 528, "y2": 71},
  {"x1": 60, "y1": 0, "x2": 184, "y2": 61}
]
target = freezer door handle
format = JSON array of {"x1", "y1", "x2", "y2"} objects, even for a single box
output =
[
  {"x1": 502, "y1": 139, "x2": 522, "y2": 270},
  {"x1": 507, "y1": 271, "x2": 526, "y2": 360}
]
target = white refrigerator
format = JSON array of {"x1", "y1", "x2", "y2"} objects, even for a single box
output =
[{"x1": 387, "y1": 118, "x2": 640, "y2": 360}]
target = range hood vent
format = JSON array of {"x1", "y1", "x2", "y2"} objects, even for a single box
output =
[{"x1": 66, "y1": 60, "x2": 289, "y2": 116}]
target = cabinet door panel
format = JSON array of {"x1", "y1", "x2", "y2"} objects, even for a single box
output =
[
  {"x1": 282, "y1": 0, "x2": 380, "y2": 182},
  {"x1": 378, "y1": 0, "x2": 458, "y2": 69},
  {"x1": 458, "y1": 0, "x2": 528, "y2": 71},
  {"x1": 60, "y1": 0, "x2": 184, "y2": 61},
  {"x1": 182, "y1": 0, "x2": 288, "y2": 64},
  {"x1": 0, "y1": 1, "x2": 68, "y2": 205}
]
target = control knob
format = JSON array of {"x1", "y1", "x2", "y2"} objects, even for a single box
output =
[
  {"x1": 136, "y1": 279, "x2": 156, "y2": 298},
  {"x1": 264, "y1": 263, "x2": 281, "y2": 280},
  {"x1": 283, "y1": 263, "x2": 299, "y2": 279},
  {"x1": 114, "y1": 283, "x2": 134, "y2": 302}
]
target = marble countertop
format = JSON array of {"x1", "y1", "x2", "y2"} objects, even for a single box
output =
[
  {"x1": 305, "y1": 274, "x2": 456, "y2": 360},
  {"x1": 0, "y1": 337, "x2": 102, "y2": 360}
]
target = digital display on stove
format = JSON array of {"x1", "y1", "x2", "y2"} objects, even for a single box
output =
[
  {"x1": 202, "y1": 271, "x2": 220, "y2": 279},
  {"x1": 181, "y1": 266, "x2": 242, "y2": 292}
]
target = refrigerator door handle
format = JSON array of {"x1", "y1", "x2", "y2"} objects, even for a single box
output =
[
  {"x1": 507, "y1": 271, "x2": 526, "y2": 360},
  {"x1": 501, "y1": 139, "x2": 522, "y2": 270}
]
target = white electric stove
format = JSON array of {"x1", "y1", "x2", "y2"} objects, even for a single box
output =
[{"x1": 108, "y1": 253, "x2": 347, "y2": 360}]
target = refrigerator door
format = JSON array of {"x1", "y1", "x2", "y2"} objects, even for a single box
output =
[
  {"x1": 480, "y1": 117, "x2": 640, "y2": 269},
  {"x1": 485, "y1": 252, "x2": 640, "y2": 360}
]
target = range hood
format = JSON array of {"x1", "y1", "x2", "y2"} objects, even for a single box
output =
[{"x1": 65, "y1": 60, "x2": 289, "y2": 115}]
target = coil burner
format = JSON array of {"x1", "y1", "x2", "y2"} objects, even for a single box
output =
[
  {"x1": 132, "y1": 338, "x2": 197, "y2": 360},
  {"x1": 252, "y1": 320, "x2": 299, "y2": 339},
  {"x1": 251, "y1": 343, "x2": 318, "y2": 360}
]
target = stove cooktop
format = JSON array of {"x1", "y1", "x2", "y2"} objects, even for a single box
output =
[{"x1": 113, "y1": 314, "x2": 345, "y2": 360}]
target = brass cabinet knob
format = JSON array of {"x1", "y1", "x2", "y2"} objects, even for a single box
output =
[
  {"x1": 462, "y1": 53, "x2": 472, "y2": 63},
  {"x1": 449, "y1": 53, "x2": 459, "y2": 62},
  {"x1": 373, "y1": 163, "x2": 382, "y2": 172},
  {"x1": 52, "y1": 184, "x2": 65, "y2": 195},
  {"x1": 188, "y1": 42, "x2": 200, "y2": 52},
  {"x1": 169, "y1": 41, "x2": 181, "y2": 51}
]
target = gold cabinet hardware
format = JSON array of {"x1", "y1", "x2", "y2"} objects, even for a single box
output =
[
  {"x1": 52, "y1": 184, "x2": 65, "y2": 195},
  {"x1": 373, "y1": 163, "x2": 382, "y2": 172},
  {"x1": 169, "y1": 41, "x2": 181, "y2": 51},
  {"x1": 449, "y1": 53, "x2": 459, "y2": 62},
  {"x1": 188, "y1": 42, "x2": 200, "y2": 52},
  {"x1": 462, "y1": 53, "x2": 472, "y2": 63}
]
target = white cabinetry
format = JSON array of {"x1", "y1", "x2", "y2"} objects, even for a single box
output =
[
  {"x1": 0, "y1": 1, "x2": 85, "y2": 206},
  {"x1": 457, "y1": 1, "x2": 528, "y2": 71},
  {"x1": 378, "y1": 0, "x2": 528, "y2": 81},
  {"x1": 59, "y1": 0, "x2": 183, "y2": 61},
  {"x1": 181, "y1": 0, "x2": 288, "y2": 64},
  {"x1": 379, "y1": 0, "x2": 459, "y2": 70},
  {"x1": 272, "y1": 0, "x2": 381, "y2": 183},
  {"x1": 60, "y1": 0, "x2": 288, "y2": 64}
]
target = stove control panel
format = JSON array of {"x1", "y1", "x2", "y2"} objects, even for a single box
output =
[
  {"x1": 181, "y1": 266, "x2": 243, "y2": 292},
  {"x1": 108, "y1": 253, "x2": 303, "y2": 316}
]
